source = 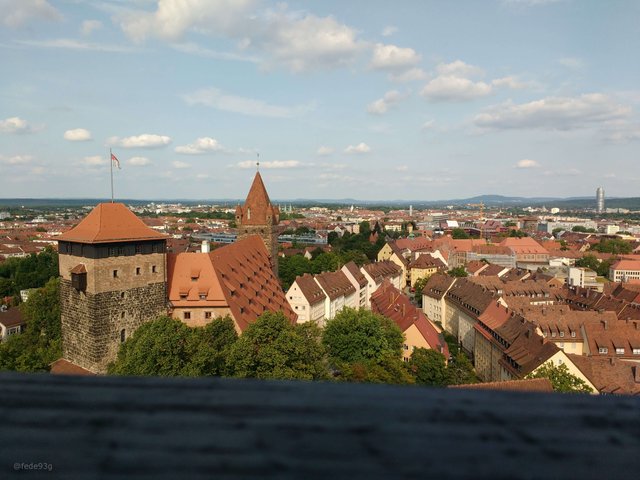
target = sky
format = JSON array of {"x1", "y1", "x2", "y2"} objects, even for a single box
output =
[{"x1": 1, "y1": 0, "x2": 639, "y2": 201}]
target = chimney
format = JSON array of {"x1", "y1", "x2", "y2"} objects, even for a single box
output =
[
  {"x1": 602, "y1": 320, "x2": 608, "y2": 330},
  {"x1": 201, "y1": 240, "x2": 210, "y2": 253}
]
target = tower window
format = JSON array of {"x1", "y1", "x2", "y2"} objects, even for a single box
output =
[
  {"x1": 184, "y1": 312, "x2": 191, "y2": 320},
  {"x1": 120, "y1": 292, "x2": 125, "y2": 299},
  {"x1": 135, "y1": 245, "x2": 142, "y2": 254},
  {"x1": 120, "y1": 329, "x2": 126, "y2": 343},
  {"x1": 152, "y1": 265, "x2": 157, "y2": 273},
  {"x1": 135, "y1": 267, "x2": 141, "y2": 276},
  {"x1": 121, "y1": 312, "x2": 125, "y2": 319},
  {"x1": 205, "y1": 312, "x2": 212, "y2": 319},
  {"x1": 113, "y1": 270, "x2": 118, "y2": 278}
]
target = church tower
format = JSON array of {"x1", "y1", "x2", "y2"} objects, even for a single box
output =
[
  {"x1": 235, "y1": 172, "x2": 281, "y2": 276},
  {"x1": 57, "y1": 203, "x2": 168, "y2": 373}
]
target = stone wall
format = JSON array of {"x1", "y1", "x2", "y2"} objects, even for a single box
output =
[
  {"x1": 237, "y1": 226, "x2": 279, "y2": 276},
  {"x1": 61, "y1": 279, "x2": 166, "y2": 374}
]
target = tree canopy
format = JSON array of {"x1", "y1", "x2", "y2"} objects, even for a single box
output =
[
  {"x1": 451, "y1": 228, "x2": 470, "y2": 239},
  {"x1": 408, "y1": 348, "x2": 448, "y2": 386},
  {"x1": 0, "y1": 277, "x2": 61, "y2": 372},
  {"x1": 109, "y1": 316, "x2": 238, "y2": 377},
  {"x1": 526, "y1": 362, "x2": 593, "y2": 394},
  {"x1": 0, "y1": 247, "x2": 59, "y2": 299},
  {"x1": 226, "y1": 311, "x2": 327, "y2": 381}
]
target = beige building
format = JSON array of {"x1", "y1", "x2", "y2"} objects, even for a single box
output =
[{"x1": 286, "y1": 273, "x2": 326, "y2": 325}]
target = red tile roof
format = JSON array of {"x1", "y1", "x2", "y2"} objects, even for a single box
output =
[
  {"x1": 57, "y1": 203, "x2": 167, "y2": 244},
  {"x1": 449, "y1": 378, "x2": 554, "y2": 393},
  {"x1": 0, "y1": 307, "x2": 24, "y2": 328},
  {"x1": 294, "y1": 273, "x2": 326, "y2": 305},
  {"x1": 50, "y1": 358, "x2": 95, "y2": 376},
  {"x1": 370, "y1": 281, "x2": 449, "y2": 356}
]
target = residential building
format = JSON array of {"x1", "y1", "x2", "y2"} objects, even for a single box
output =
[
  {"x1": 568, "y1": 267, "x2": 602, "y2": 292},
  {"x1": 286, "y1": 273, "x2": 326, "y2": 325},
  {"x1": 609, "y1": 259, "x2": 640, "y2": 283},
  {"x1": 0, "y1": 306, "x2": 25, "y2": 342}
]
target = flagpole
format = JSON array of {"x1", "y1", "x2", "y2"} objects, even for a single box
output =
[{"x1": 110, "y1": 148, "x2": 114, "y2": 203}]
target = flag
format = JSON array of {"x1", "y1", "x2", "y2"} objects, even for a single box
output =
[{"x1": 111, "y1": 153, "x2": 121, "y2": 170}]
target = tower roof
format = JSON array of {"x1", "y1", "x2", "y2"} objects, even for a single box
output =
[
  {"x1": 57, "y1": 203, "x2": 167, "y2": 244},
  {"x1": 237, "y1": 172, "x2": 279, "y2": 226}
]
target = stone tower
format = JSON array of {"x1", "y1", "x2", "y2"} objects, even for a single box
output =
[
  {"x1": 235, "y1": 172, "x2": 281, "y2": 276},
  {"x1": 57, "y1": 203, "x2": 168, "y2": 374}
]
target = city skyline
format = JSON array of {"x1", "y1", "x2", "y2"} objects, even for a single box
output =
[{"x1": 1, "y1": 0, "x2": 639, "y2": 200}]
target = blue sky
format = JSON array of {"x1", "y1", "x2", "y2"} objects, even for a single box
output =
[{"x1": 1, "y1": 0, "x2": 639, "y2": 201}]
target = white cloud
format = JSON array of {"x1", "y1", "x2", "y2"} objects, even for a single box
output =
[
  {"x1": 127, "y1": 157, "x2": 152, "y2": 166},
  {"x1": 118, "y1": 0, "x2": 255, "y2": 43},
  {"x1": 1, "y1": 154, "x2": 33, "y2": 165},
  {"x1": 492, "y1": 76, "x2": 529, "y2": 90},
  {"x1": 237, "y1": 160, "x2": 301, "y2": 169},
  {"x1": 604, "y1": 125, "x2": 640, "y2": 143},
  {"x1": 108, "y1": 134, "x2": 172, "y2": 148},
  {"x1": 1, "y1": 0, "x2": 61, "y2": 28},
  {"x1": 317, "y1": 146, "x2": 334, "y2": 156},
  {"x1": 382, "y1": 25, "x2": 398, "y2": 37},
  {"x1": 63, "y1": 128, "x2": 92, "y2": 142},
  {"x1": 370, "y1": 43, "x2": 421, "y2": 71},
  {"x1": 396, "y1": 165, "x2": 409, "y2": 172},
  {"x1": 421, "y1": 76, "x2": 492, "y2": 102},
  {"x1": 30, "y1": 166, "x2": 46, "y2": 175},
  {"x1": 171, "y1": 42, "x2": 259, "y2": 63},
  {"x1": 175, "y1": 137, "x2": 225, "y2": 154},
  {"x1": 367, "y1": 90, "x2": 405, "y2": 115},
  {"x1": 389, "y1": 67, "x2": 428, "y2": 83},
  {"x1": 436, "y1": 60, "x2": 483, "y2": 78},
  {"x1": 259, "y1": 11, "x2": 365, "y2": 72},
  {"x1": 0, "y1": 117, "x2": 33, "y2": 134},
  {"x1": 516, "y1": 159, "x2": 540, "y2": 169},
  {"x1": 474, "y1": 94, "x2": 631, "y2": 130},
  {"x1": 172, "y1": 161, "x2": 191, "y2": 169},
  {"x1": 82, "y1": 155, "x2": 107, "y2": 166},
  {"x1": 344, "y1": 142, "x2": 371, "y2": 154},
  {"x1": 15, "y1": 39, "x2": 136, "y2": 53},
  {"x1": 81, "y1": 20, "x2": 102, "y2": 36},
  {"x1": 182, "y1": 87, "x2": 313, "y2": 118}
]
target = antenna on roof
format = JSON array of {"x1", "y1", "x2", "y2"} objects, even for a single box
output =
[{"x1": 256, "y1": 152, "x2": 260, "y2": 172}]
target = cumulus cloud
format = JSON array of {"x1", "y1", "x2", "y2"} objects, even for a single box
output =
[
  {"x1": 118, "y1": 0, "x2": 254, "y2": 43},
  {"x1": 421, "y1": 76, "x2": 492, "y2": 102},
  {"x1": 175, "y1": 137, "x2": 225, "y2": 154},
  {"x1": 317, "y1": 146, "x2": 334, "y2": 156},
  {"x1": 1, "y1": 155, "x2": 33, "y2": 165},
  {"x1": 237, "y1": 160, "x2": 301, "y2": 169},
  {"x1": 492, "y1": 76, "x2": 529, "y2": 90},
  {"x1": 344, "y1": 143, "x2": 371, "y2": 154},
  {"x1": 81, "y1": 20, "x2": 102, "y2": 35},
  {"x1": 389, "y1": 67, "x2": 428, "y2": 83},
  {"x1": 0, "y1": 117, "x2": 33, "y2": 134},
  {"x1": 516, "y1": 159, "x2": 541, "y2": 169},
  {"x1": 421, "y1": 120, "x2": 436, "y2": 131},
  {"x1": 82, "y1": 155, "x2": 107, "y2": 166},
  {"x1": 474, "y1": 94, "x2": 630, "y2": 130},
  {"x1": 118, "y1": 1, "x2": 364, "y2": 73},
  {"x1": 258, "y1": 11, "x2": 365, "y2": 72},
  {"x1": 107, "y1": 134, "x2": 172, "y2": 148},
  {"x1": 182, "y1": 87, "x2": 313, "y2": 118},
  {"x1": 1, "y1": 0, "x2": 61, "y2": 28},
  {"x1": 172, "y1": 160, "x2": 191, "y2": 169},
  {"x1": 367, "y1": 90, "x2": 405, "y2": 115},
  {"x1": 63, "y1": 128, "x2": 92, "y2": 141},
  {"x1": 15, "y1": 39, "x2": 136, "y2": 53},
  {"x1": 127, "y1": 157, "x2": 152, "y2": 166},
  {"x1": 370, "y1": 43, "x2": 421, "y2": 71},
  {"x1": 436, "y1": 60, "x2": 483, "y2": 78}
]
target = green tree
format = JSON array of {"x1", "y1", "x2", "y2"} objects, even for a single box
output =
[
  {"x1": 278, "y1": 254, "x2": 313, "y2": 290},
  {"x1": 575, "y1": 254, "x2": 600, "y2": 272},
  {"x1": 311, "y1": 252, "x2": 341, "y2": 274},
  {"x1": 323, "y1": 308, "x2": 403, "y2": 364},
  {"x1": 508, "y1": 229, "x2": 528, "y2": 238},
  {"x1": 0, "y1": 277, "x2": 61, "y2": 372},
  {"x1": 590, "y1": 238, "x2": 632, "y2": 255},
  {"x1": 227, "y1": 311, "x2": 327, "y2": 380},
  {"x1": 451, "y1": 228, "x2": 470, "y2": 239},
  {"x1": 190, "y1": 317, "x2": 239, "y2": 376},
  {"x1": 446, "y1": 352, "x2": 478, "y2": 385},
  {"x1": 408, "y1": 348, "x2": 448, "y2": 386},
  {"x1": 572, "y1": 225, "x2": 588, "y2": 233},
  {"x1": 525, "y1": 362, "x2": 593, "y2": 393},
  {"x1": 448, "y1": 266, "x2": 468, "y2": 277},
  {"x1": 109, "y1": 316, "x2": 200, "y2": 376}
]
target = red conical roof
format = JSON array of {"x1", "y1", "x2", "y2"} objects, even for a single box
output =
[
  {"x1": 57, "y1": 203, "x2": 167, "y2": 244},
  {"x1": 237, "y1": 172, "x2": 279, "y2": 226}
]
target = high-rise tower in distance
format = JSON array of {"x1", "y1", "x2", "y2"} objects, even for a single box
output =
[{"x1": 596, "y1": 187, "x2": 605, "y2": 214}]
